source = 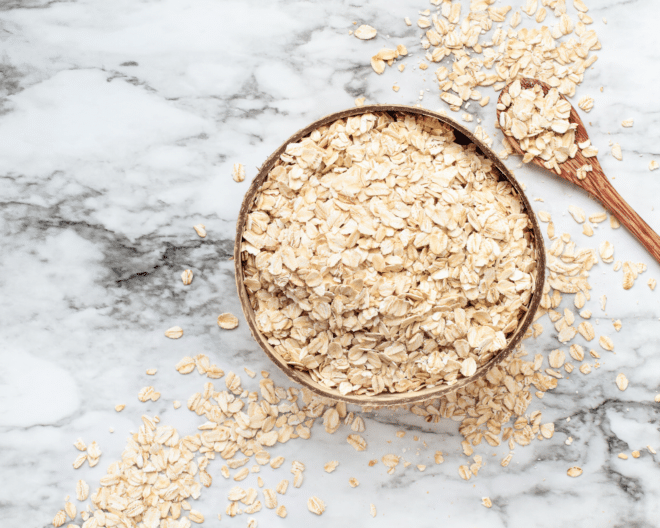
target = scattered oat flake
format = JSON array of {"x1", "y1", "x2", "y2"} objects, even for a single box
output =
[
  {"x1": 610, "y1": 216, "x2": 621, "y2": 229},
  {"x1": 270, "y1": 456, "x2": 285, "y2": 469},
  {"x1": 599, "y1": 335, "x2": 614, "y2": 351},
  {"x1": 611, "y1": 143, "x2": 622, "y2": 161},
  {"x1": 193, "y1": 224, "x2": 206, "y2": 238},
  {"x1": 217, "y1": 313, "x2": 239, "y2": 330},
  {"x1": 648, "y1": 278, "x2": 657, "y2": 291},
  {"x1": 618, "y1": 453, "x2": 628, "y2": 460},
  {"x1": 165, "y1": 326, "x2": 183, "y2": 339},
  {"x1": 599, "y1": 295, "x2": 607, "y2": 311},
  {"x1": 234, "y1": 467, "x2": 249, "y2": 481},
  {"x1": 482, "y1": 497, "x2": 493, "y2": 508},
  {"x1": 632, "y1": 450, "x2": 641, "y2": 458},
  {"x1": 621, "y1": 119, "x2": 634, "y2": 128},
  {"x1": 599, "y1": 241, "x2": 614, "y2": 263},
  {"x1": 324, "y1": 461, "x2": 339, "y2": 473},
  {"x1": 568, "y1": 205, "x2": 586, "y2": 224},
  {"x1": 567, "y1": 466, "x2": 583, "y2": 477},
  {"x1": 233, "y1": 163, "x2": 246, "y2": 183},
  {"x1": 501, "y1": 453, "x2": 514, "y2": 467},
  {"x1": 52, "y1": 510, "x2": 66, "y2": 527},
  {"x1": 538, "y1": 211, "x2": 552, "y2": 222},
  {"x1": 349, "y1": 477, "x2": 359, "y2": 488},
  {"x1": 146, "y1": 368, "x2": 157, "y2": 375},
  {"x1": 578, "y1": 96, "x2": 594, "y2": 112},
  {"x1": 264, "y1": 489, "x2": 278, "y2": 509},
  {"x1": 276, "y1": 479, "x2": 289, "y2": 495},
  {"x1": 308, "y1": 496, "x2": 326, "y2": 515},
  {"x1": 613, "y1": 320, "x2": 622, "y2": 332},
  {"x1": 181, "y1": 269, "x2": 193, "y2": 285},
  {"x1": 382, "y1": 454, "x2": 400, "y2": 468},
  {"x1": 616, "y1": 373, "x2": 629, "y2": 391},
  {"x1": 64, "y1": 502, "x2": 76, "y2": 520},
  {"x1": 434, "y1": 451, "x2": 444, "y2": 464},
  {"x1": 354, "y1": 97, "x2": 365, "y2": 107},
  {"x1": 370, "y1": 504, "x2": 377, "y2": 517},
  {"x1": 276, "y1": 505, "x2": 287, "y2": 518},
  {"x1": 458, "y1": 465, "x2": 472, "y2": 480},
  {"x1": 189, "y1": 510, "x2": 204, "y2": 523},
  {"x1": 244, "y1": 367, "x2": 256, "y2": 378},
  {"x1": 623, "y1": 261, "x2": 636, "y2": 289},
  {"x1": 649, "y1": 160, "x2": 659, "y2": 171},
  {"x1": 76, "y1": 479, "x2": 89, "y2": 501},
  {"x1": 355, "y1": 24, "x2": 377, "y2": 40}
]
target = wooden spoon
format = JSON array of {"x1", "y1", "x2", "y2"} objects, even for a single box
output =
[{"x1": 496, "y1": 78, "x2": 660, "y2": 265}]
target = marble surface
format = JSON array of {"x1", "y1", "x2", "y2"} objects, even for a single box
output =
[{"x1": 1, "y1": 0, "x2": 660, "y2": 526}]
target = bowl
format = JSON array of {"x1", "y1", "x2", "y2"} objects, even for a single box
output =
[{"x1": 234, "y1": 104, "x2": 546, "y2": 407}]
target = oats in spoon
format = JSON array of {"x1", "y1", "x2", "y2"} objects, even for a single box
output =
[{"x1": 499, "y1": 81, "x2": 578, "y2": 173}]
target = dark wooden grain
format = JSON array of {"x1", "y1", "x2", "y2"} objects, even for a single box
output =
[
  {"x1": 497, "y1": 78, "x2": 660, "y2": 265},
  {"x1": 234, "y1": 104, "x2": 546, "y2": 407}
]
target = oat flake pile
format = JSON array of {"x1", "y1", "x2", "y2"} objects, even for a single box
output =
[{"x1": 241, "y1": 112, "x2": 538, "y2": 396}]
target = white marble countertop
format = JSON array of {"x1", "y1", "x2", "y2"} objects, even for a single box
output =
[{"x1": 1, "y1": 0, "x2": 660, "y2": 526}]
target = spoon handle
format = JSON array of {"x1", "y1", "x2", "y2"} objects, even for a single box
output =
[{"x1": 591, "y1": 177, "x2": 660, "y2": 265}]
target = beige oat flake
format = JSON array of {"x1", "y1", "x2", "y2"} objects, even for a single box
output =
[
  {"x1": 75, "y1": 479, "x2": 89, "y2": 501},
  {"x1": 599, "y1": 335, "x2": 614, "y2": 351},
  {"x1": 308, "y1": 496, "x2": 326, "y2": 515},
  {"x1": 578, "y1": 96, "x2": 594, "y2": 112},
  {"x1": 347, "y1": 434, "x2": 367, "y2": 451},
  {"x1": 355, "y1": 24, "x2": 377, "y2": 40},
  {"x1": 616, "y1": 373, "x2": 629, "y2": 391},
  {"x1": 52, "y1": 510, "x2": 66, "y2": 527},
  {"x1": 181, "y1": 269, "x2": 193, "y2": 285},
  {"x1": 233, "y1": 163, "x2": 246, "y2": 183},
  {"x1": 193, "y1": 224, "x2": 206, "y2": 238},
  {"x1": 567, "y1": 466, "x2": 583, "y2": 477},
  {"x1": 324, "y1": 461, "x2": 339, "y2": 473},
  {"x1": 165, "y1": 326, "x2": 184, "y2": 339},
  {"x1": 217, "y1": 313, "x2": 239, "y2": 330}
]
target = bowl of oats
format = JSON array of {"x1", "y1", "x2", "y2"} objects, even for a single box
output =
[{"x1": 235, "y1": 105, "x2": 545, "y2": 406}]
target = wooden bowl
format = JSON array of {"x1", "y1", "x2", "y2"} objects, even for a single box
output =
[{"x1": 234, "y1": 104, "x2": 546, "y2": 407}]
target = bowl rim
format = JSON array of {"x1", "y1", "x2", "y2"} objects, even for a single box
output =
[{"x1": 234, "y1": 103, "x2": 546, "y2": 406}]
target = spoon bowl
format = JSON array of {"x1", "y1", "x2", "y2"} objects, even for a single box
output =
[{"x1": 497, "y1": 78, "x2": 660, "y2": 265}]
